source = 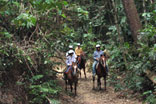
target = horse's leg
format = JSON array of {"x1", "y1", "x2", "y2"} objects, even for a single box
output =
[
  {"x1": 79, "y1": 69, "x2": 81, "y2": 78},
  {"x1": 97, "y1": 76, "x2": 101, "y2": 90},
  {"x1": 93, "y1": 76, "x2": 95, "y2": 90},
  {"x1": 104, "y1": 76, "x2": 106, "y2": 91},
  {"x1": 65, "y1": 80, "x2": 68, "y2": 91},
  {"x1": 83, "y1": 67, "x2": 87, "y2": 79},
  {"x1": 74, "y1": 82, "x2": 77, "y2": 95},
  {"x1": 70, "y1": 83, "x2": 73, "y2": 92}
]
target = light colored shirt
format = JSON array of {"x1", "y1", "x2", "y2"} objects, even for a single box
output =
[
  {"x1": 66, "y1": 55, "x2": 76, "y2": 66},
  {"x1": 93, "y1": 50, "x2": 104, "y2": 61},
  {"x1": 75, "y1": 47, "x2": 83, "y2": 56}
]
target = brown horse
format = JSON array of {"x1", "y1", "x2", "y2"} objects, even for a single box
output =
[
  {"x1": 77, "y1": 54, "x2": 87, "y2": 78},
  {"x1": 64, "y1": 62, "x2": 79, "y2": 95},
  {"x1": 93, "y1": 54, "x2": 107, "y2": 90}
]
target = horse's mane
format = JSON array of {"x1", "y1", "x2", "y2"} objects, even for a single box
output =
[{"x1": 98, "y1": 55, "x2": 106, "y2": 69}]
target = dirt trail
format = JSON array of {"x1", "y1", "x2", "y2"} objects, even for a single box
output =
[
  {"x1": 57, "y1": 72, "x2": 142, "y2": 104},
  {"x1": 53, "y1": 58, "x2": 142, "y2": 104}
]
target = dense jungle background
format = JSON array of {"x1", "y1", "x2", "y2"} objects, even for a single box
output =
[{"x1": 0, "y1": 0, "x2": 156, "y2": 104}]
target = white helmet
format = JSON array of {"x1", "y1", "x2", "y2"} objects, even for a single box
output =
[
  {"x1": 96, "y1": 44, "x2": 100, "y2": 48},
  {"x1": 77, "y1": 43, "x2": 80, "y2": 46},
  {"x1": 69, "y1": 45, "x2": 73, "y2": 49},
  {"x1": 68, "y1": 50, "x2": 74, "y2": 54}
]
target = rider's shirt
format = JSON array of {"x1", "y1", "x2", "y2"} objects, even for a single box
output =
[
  {"x1": 93, "y1": 50, "x2": 104, "y2": 61},
  {"x1": 66, "y1": 55, "x2": 76, "y2": 66},
  {"x1": 75, "y1": 47, "x2": 83, "y2": 56}
]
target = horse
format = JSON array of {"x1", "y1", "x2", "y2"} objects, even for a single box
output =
[
  {"x1": 64, "y1": 62, "x2": 79, "y2": 95},
  {"x1": 77, "y1": 54, "x2": 87, "y2": 78},
  {"x1": 93, "y1": 54, "x2": 107, "y2": 90}
]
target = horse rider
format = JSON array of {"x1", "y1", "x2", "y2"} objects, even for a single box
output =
[
  {"x1": 75, "y1": 43, "x2": 84, "y2": 57},
  {"x1": 92, "y1": 44, "x2": 104, "y2": 77},
  {"x1": 75, "y1": 43, "x2": 84, "y2": 68},
  {"x1": 66, "y1": 45, "x2": 77, "y2": 58},
  {"x1": 63, "y1": 50, "x2": 76, "y2": 79}
]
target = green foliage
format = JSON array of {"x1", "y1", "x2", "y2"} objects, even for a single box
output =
[
  {"x1": 76, "y1": 6, "x2": 89, "y2": 20},
  {"x1": 143, "y1": 90, "x2": 156, "y2": 104},
  {"x1": 138, "y1": 24, "x2": 156, "y2": 71},
  {"x1": 108, "y1": 5, "x2": 156, "y2": 103},
  {"x1": 0, "y1": 0, "x2": 70, "y2": 103},
  {"x1": 29, "y1": 75, "x2": 61, "y2": 104},
  {"x1": 1, "y1": 0, "x2": 156, "y2": 103},
  {"x1": 12, "y1": 13, "x2": 37, "y2": 28}
]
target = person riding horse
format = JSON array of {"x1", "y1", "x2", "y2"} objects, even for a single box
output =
[
  {"x1": 75, "y1": 43, "x2": 84, "y2": 68},
  {"x1": 92, "y1": 44, "x2": 109, "y2": 90},
  {"x1": 75, "y1": 43, "x2": 87, "y2": 78},
  {"x1": 64, "y1": 50, "x2": 78, "y2": 95},
  {"x1": 63, "y1": 45, "x2": 76, "y2": 80},
  {"x1": 75, "y1": 43, "x2": 83, "y2": 56},
  {"x1": 92, "y1": 44, "x2": 105, "y2": 77},
  {"x1": 64, "y1": 50, "x2": 76, "y2": 78},
  {"x1": 66, "y1": 45, "x2": 77, "y2": 58}
]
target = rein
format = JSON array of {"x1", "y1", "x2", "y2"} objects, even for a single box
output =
[
  {"x1": 72, "y1": 62, "x2": 78, "y2": 75},
  {"x1": 99, "y1": 56, "x2": 106, "y2": 68}
]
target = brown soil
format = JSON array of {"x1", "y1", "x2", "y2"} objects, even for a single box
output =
[
  {"x1": 51, "y1": 58, "x2": 143, "y2": 104},
  {"x1": 0, "y1": 63, "x2": 28, "y2": 104},
  {"x1": 57, "y1": 72, "x2": 142, "y2": 104}
]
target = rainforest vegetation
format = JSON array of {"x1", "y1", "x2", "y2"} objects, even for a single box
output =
[{"x1": 0, "y1": 0, "x2": 156, "y2": 104}]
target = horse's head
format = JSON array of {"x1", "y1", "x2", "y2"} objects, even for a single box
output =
[
  {"x1": 78, "y1": 54, "x2": 86, "y2": 64},
  {"x1": 78, "y1": 56, "x2": 81, "y2": 64},
  {"x1": 72, "y1": 62, "x2": 78, "y2": 75},
  {"x1": 99, "y1": 54, "x2": 106, "y2": 68}
]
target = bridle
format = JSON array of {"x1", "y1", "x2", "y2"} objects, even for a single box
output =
[
  {"x1": 72, "y1": 62, "x2": 78, "y2": 75},
  {"x1": 99, "y1": 55, "x2": 106, "y2": 68}
]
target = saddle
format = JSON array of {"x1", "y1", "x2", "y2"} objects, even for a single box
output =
[{"x1": 65, "y1": 66, "x2": 72, "y2": 74}]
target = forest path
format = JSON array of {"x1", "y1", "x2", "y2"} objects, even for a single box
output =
[{"x1": 57, "y1": 70, "x2": 142, "y2": 104}]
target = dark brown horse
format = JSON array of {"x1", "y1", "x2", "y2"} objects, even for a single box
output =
[
  {"x1": 77, "y1": 54, "x2": 87, "y2": 78},
  {"x1": 64, "y1": 62, "x2": 79, "y2": 95},
  {"x1": 93, "y1": 54, "x2": 107, "y2": 90}
]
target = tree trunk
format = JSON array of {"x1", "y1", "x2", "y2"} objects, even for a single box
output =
[{"x1": 122, "y1": 0, "x2": 142, "y2": 44}]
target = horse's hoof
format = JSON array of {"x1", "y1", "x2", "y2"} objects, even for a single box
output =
[{"x1": 97, "y1": 87, "x2": 101, "y2": 91}]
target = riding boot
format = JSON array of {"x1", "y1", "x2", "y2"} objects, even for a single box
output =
[{"x1": 92, "y1": 73, "x2": 96, "y2": 77}]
